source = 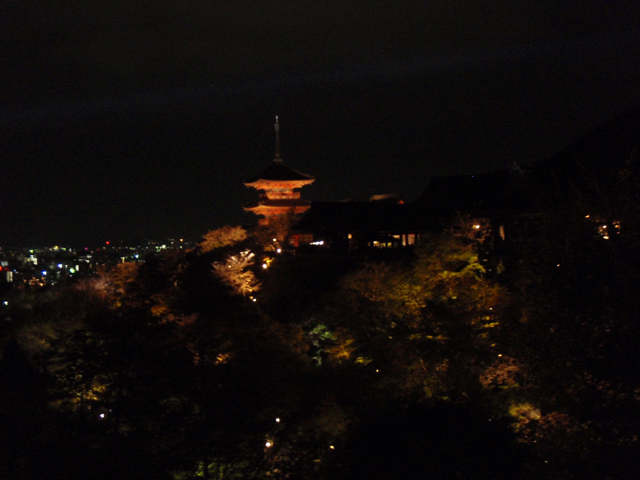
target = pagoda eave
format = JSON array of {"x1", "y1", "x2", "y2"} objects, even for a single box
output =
[
  {"x1": 244, "y1": 203, "x2": 311, "y2": 216},
  {"x1": 244, "y1": 179, "x2": 314, "y2": 189}
]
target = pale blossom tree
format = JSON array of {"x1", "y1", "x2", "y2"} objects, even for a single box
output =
[{"x1": 212, "y1": 249, "x2": 261, "y2": 296}]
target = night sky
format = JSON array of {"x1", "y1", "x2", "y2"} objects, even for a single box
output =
[{"x1": 3, "y1": 1, "x2": 640, "y2": 247}]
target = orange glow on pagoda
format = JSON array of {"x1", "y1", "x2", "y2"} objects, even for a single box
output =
[{"x1": 244, "y1": 117, "x2": 315, "y2": 224}]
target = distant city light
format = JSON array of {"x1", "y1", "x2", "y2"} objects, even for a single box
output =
[
  {"x1": 42, "y1": 271, "x2": 47, "y2": 276},
  {"x1": 275, "y1": 418, "x2": 280, "y2": 423},
  {"x1": 57, "y1": 264, "x2": 63, "y2": 268},
  {"x1": 262, "y1": 263, "x2": 268, "y2": 269},
  {"x1": 265, "y1": 441, "x2": 272, "y2": 448}
]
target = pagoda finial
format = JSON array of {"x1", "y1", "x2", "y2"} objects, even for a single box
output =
[{"x1": 274, "y1": 115, "x2": 282, "y2": 162}]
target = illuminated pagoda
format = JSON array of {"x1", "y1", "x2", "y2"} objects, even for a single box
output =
[{"x1": 244, "y1": 117, "x2": 315, "y2": 225}]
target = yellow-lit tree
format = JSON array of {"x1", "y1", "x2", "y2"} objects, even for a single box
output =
[
  {"x1": 199, "y1": 225, "x2": 247, "y2": 253},
  {"x1": 212, "y1": 249, "x2": 261, "y2": 297},
  {"x1": 320, "y1": 233, "x2": 508, "y2": 400}
]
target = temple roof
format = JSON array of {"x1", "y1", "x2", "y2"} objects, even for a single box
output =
[
  {"x1": 244, "y1": 160, "x2": 315, "y2": 185},
  {"x1": 244, "y1": 198, "x2": 312, "y2": 210},
  {"x1": 294, "y1": 201, "x2": 438, "y2": 235},
  {"x1": 415, "y1": 171, "x2": 538, "y2": 217}
]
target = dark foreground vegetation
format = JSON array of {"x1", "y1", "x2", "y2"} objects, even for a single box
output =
[{"x1": 2, "y1": 158, "x2": 640, "y2": 479}]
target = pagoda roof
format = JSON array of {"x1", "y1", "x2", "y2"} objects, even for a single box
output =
[
  {"x1": 245, "y1": 198, "x2": 312, "y2": 210},
  {"x1": 245, "y1": 160, "x2": 314, "y2": 185}
]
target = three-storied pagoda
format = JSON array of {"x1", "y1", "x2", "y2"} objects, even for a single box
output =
[{"x1": 244, "y1": 117, "x2": 315, "y2": 225}]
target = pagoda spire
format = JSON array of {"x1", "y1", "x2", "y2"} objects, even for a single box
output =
[
  {"x1": 244, "y1": 116, "x2": 315, "y2": 225},
  {"x1": 274, "y1": 115, "x2": 282, "y2": 162}
]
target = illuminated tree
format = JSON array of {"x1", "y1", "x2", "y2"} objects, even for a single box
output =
[
  {"x1": 212, "y1": 250, "x2": 261, "y2": 297},
  {"x1": 199, "y1": 225, "x2": 247, "y2": 253},
  {"x1": 318, "y1": 233, "x2": 507, "y2": 400}
]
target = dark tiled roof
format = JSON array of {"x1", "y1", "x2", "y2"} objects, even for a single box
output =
[
  {"x1": 294, "y1": 201, "x2": 438, "y2": 234},
  {"x1": 245, "y1": 160, "x2": 314, "y2": 184},
  {"x1": 416, "y1": 171, "x2": 537, "y2": 216}
]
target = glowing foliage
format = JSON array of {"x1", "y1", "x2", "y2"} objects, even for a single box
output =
[
  {"x1": 199, "y1": 225, "x2": 247, "y2": 252},
  {"x1": 480, "y1": 356, "x2": 522, "y2": 389},
  {"x1": 324, "y1": 234, "x2": 507, "y2": 399},
  {"x1": 212, "y1": 249, "x2": 261, "y2": 296}
]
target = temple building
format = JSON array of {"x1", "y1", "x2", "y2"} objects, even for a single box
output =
[{"x1": 244, "y1": 117, "x2": 315, "y2": 225}]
